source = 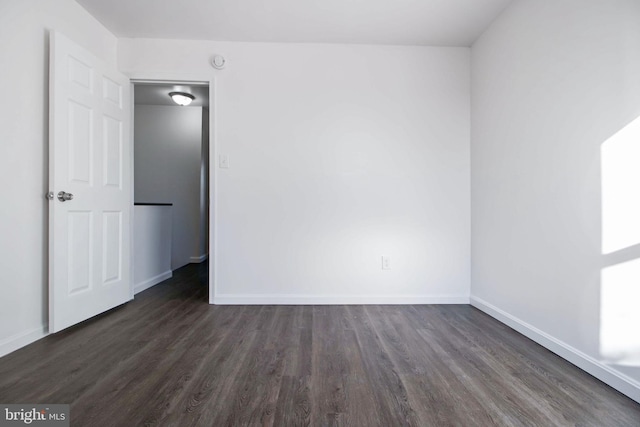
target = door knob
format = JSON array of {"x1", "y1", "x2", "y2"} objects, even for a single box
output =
[{"x1": 57, "y1": 191, "x2": 74, "y2": 202}]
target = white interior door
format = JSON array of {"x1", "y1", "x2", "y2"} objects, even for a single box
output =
[{"x1": 49, "y1": 31, "x2": 132, "y2": 333}]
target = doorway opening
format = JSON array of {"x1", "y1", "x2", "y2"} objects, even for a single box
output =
[{"x1": 131, "y1": 81, "x2": 210, "y2": 298}]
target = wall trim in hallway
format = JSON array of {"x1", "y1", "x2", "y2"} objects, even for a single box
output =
[
  {"x1": 190, "y1": 254, "x2": 208, "y2": 263},
  {"x1": 134, "y1": 270, "x2": 173, "y2": 295}
]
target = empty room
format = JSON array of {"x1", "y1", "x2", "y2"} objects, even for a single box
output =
[{"x1": 1, "y1": 0, "x2": 639, "y2": 425}]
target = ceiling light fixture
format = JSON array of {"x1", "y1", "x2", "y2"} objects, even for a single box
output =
[{"x1": 169, "y1": 91, "x2": 195, "y2": 106}]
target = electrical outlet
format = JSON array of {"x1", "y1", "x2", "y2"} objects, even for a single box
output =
[{"x1": 382, "y1": 256, "x2": 391, "y2": 270}]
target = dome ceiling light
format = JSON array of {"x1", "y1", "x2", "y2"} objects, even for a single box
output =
[{"x1": 169, "y1": 91, "x2": 195, "y2": 106}]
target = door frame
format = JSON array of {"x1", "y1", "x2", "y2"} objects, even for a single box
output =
[{"x1": 128, "y1": 73, "x2": 217, "y2": 304}]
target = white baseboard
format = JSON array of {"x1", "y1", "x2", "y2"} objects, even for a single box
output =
[
  {"x1": 134, "y1": 270, "x2": 173, "y2": 294},
  {"x1": 213, "y1": 294, "x2": 470, "y2": 305},
  {"x1": 1, "y1": 269, "x2": 173, "y2": 358},
  {"x1": 0, "y1": 324, "x2": 49, "y2": 358},
  {"x1": 471, "y1": 296, "x2": 640, "y2": 404},
  {"x1": 190, "y1": 254, "x2": 208, "y2": 263}
]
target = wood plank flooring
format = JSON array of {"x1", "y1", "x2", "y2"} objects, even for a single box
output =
[{"x1": 1, "y1": 264, "x2": 639, "y2": 426}]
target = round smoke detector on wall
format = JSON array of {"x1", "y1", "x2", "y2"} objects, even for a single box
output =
[{"x1": 211, "y1": 55, "x2": 226, "y2": 69}]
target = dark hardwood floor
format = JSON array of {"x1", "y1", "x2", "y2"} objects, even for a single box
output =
[{"x1": 1, "y1": 264, "x2": 639, "y2": 426}]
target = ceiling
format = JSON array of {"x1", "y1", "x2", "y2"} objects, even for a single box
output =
[
  {"x1": 134, "y1": 84, "x2": 209, "y2": 107},
  {"x1": 76, "y1": 0, "x2": 513, "y2": 47}
]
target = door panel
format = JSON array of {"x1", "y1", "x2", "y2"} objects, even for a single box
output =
[
  {"x1": 68, "y1": 100, "x2": 93, "y2": 184},
  {"x1": 49, "y1": 31, "x2": 132, "y2": 333},
  {"x1": 102, "y1": 211, "x2": 122, "y2": 284},
  {"x1": 67, "y1": 211, "x2": 93, "y2": 295},
  {"x1": 103, "y1": 115, "x2": 122, "y2": 188}
]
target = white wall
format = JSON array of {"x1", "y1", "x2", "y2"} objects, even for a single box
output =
[
  {"x1": 134, "y1": 105, "x2": 205, "y2": 269},
  {"x1": 133, "y1": 205, "x2": 172, "y2": 293},
  {"x1": 471, "y1": 0, "x2": 640, "y2": 401},
  {"x1": 120, "y1": 40, "x2": 471, "y2": 303},
  {"x1": 0, "y1": 0, "x2": 118, "y2": 356}
]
